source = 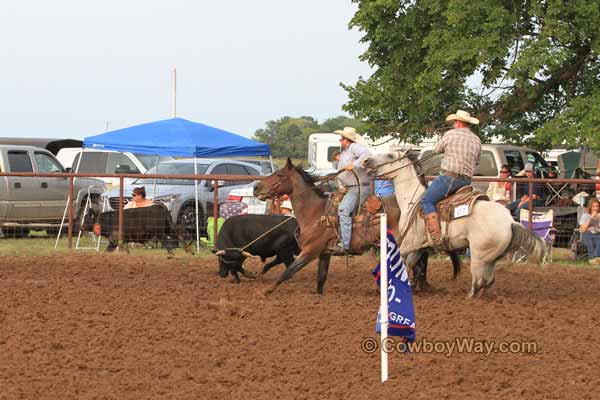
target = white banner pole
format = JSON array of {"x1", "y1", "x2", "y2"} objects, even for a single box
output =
[{"x1": 380, "y1": 213, "x2": 388, "y2": 383}]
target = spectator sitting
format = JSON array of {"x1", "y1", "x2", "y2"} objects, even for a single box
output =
[
  {"x1": 579, "y1": 198, "x2": 600, "y2": 265},
  {"x1": 486, "y1": 164, "x2": 512, "y2": 205},
  {"x1": 505, "y1": 163, "x2": 545, "y2": 218},
  {"x1": 124, "y1": 187, "x2": 154, "y2": 209}
]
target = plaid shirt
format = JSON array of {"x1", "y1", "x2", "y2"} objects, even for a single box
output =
[{"x1": 434, "y1": 127, "x2": 481, "y2": 177}]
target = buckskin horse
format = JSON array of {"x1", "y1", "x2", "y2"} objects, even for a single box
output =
[
  {"x1": 253, "y1": 159, "x2": 403, "y2": 295},
  {"x1": 363, "y1": 149, "x2": 546, "y2": 297}
]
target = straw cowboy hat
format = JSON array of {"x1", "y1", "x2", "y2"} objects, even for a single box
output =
[
  {"x1": 445, "y1": 110, "x2": 479, "y2": 125},
  {"x1": 334, "y1": 126, "x2": 361, "y2": 142}
]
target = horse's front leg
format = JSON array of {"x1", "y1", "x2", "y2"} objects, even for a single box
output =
[
  {"x1": 448, "y1": 251, "x2": 462, "y2": 280},
  {"x1": 316, "y1": 254, "x2": 331, "y2": 294},
  {"x1": 405, "y1": 250, "x2": 429, "y2": 291},
  {"x1": 264, "y1": 252, "x2": 317, "y2": 295}
]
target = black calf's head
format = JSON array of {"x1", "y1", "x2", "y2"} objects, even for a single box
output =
[{"x1": 214, "y1": 249, "x2": 256, "y2": 277}]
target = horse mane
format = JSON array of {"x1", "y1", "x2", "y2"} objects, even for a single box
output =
[
  {"x1": 404, "y1": 149, "x2": 427, "y2": 188},
  {"x1": 291, "y1": 164, "x2": 328, "y2": 198}
]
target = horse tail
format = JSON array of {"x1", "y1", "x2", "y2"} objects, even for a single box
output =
[{"x1": 504, "y1": 223, "x2": 546, "y2": 263}]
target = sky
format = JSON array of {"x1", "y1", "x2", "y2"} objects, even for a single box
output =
[{"x1": 0, "y1": 0, "x2": 371, "y2": 139}]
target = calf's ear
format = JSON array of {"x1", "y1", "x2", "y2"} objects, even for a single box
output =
[{"x1": 286, "y1": 158, "x2": 293, "y2": 168}]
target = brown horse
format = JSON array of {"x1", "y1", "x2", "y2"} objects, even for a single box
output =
[{"x1": 253, "y1": 159, "x2": 401, "y2": 294}]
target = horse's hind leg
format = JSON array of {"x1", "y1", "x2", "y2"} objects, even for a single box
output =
[
  {"x1": 468, "y1": 258, "x2": 485, "y2": 297},
  {"x1": 469, "y1": 258, "x2": 496, "y2": 297},
  {"x1": 264, "y1": 253, "x2": 316, "y2": 295}
]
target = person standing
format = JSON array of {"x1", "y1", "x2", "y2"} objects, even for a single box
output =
[
  {"x1": 420, "y1": 110, "x2": 481, "y2": 247},
  {"x1": 331, "y1": 127, "x2": 372, "y2": 253}
]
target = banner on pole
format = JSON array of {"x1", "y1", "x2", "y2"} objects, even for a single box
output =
[{"x1": 373, "y1": 231, "x2": 416, "y2": 342}]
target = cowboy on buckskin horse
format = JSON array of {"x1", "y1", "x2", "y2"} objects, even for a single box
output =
[
  {"x1": 421, "y1": 110, "x2": 481, "y2": 247},
  {"x1": 330, "y1": 126, "x2": 372, "y2": 254}
]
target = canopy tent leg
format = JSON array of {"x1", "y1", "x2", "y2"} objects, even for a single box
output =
[{"x1": 194, "y1": 157, "x2": 201, "y2": 255}]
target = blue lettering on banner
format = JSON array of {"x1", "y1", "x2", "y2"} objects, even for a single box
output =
[{"x1": 372, "y1": 232, "x2": 416, "y2": 342}]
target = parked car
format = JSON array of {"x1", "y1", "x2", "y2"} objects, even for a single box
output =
[
  {"x1": 70, "y1": 149, "x2": 175, "y2": 187},
  {"x1": 419, "y1": 144, "x2": 552, "y2": 194},
  {"x1": 0, "y1": 145, "x2": 105, "y2": 237},
  {"x1": 102, "y1": 159, "x2": 263, "y2": 235}
]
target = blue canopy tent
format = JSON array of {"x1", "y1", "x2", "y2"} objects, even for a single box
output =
[
  {"x1": 83, "y1": 117, "x2": 270, "y2": 157},
  {"x1": 62, "y1": 117, "x2": 271, "y2": 252}
]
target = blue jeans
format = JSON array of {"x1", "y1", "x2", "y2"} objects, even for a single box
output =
[
  {"x1": 339, "y1": 186, "x2": 369, "y2": 249},
  {"x1": 581, "y1": 232, "x2": 600, "y2": 258},
  {"x1": 421, "y1": 174, "x2": 471, "y2": 214}
]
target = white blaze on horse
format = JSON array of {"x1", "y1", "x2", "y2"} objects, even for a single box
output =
[{"x1": 363, "y1": 149, "x2": 546, "y2": 297}]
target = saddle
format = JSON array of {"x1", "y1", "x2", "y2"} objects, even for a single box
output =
[
  {"x1": 419, "y1": 186, "x2": 488, "y2": 222},
  {"x1": 322, "y1": 193, "x2": 386, "y2": 227},
  {"x1": 321, "y1": 192, "x2": 388, "y2": 254}
]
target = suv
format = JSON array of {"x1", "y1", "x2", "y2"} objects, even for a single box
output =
[
  {"x1": 0, "y1": 145, "x2": 105, "y2": 236},
  {"x1": 103, "y1": 159, "x2": 262, "y2": 235},
  {"x1": 419, "y1": 144, "x2": 551, "y2": 193}
]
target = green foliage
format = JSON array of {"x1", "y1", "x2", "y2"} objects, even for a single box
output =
[
  {"x1": 252, "y1": 115, "x2": 364, "y2": 158},
  {"x1": 343, "y1": 0, "x2": 600, "y2": 150}
]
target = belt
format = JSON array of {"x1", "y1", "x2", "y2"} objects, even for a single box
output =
[{"x1": 441, "y1": 170, "x2": 470, "y2": 180}]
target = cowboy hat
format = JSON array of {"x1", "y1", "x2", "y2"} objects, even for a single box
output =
[
  {"x1": 445, "y1": 110, "x2": 479, "y2": 125},
  {"x1": 334, "y1": 126, "x2": 361, "y2": 142}
]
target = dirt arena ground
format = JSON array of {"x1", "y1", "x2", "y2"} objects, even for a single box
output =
[{"x1": 1, "y1": 250, "x2": 599, "y2": 400}]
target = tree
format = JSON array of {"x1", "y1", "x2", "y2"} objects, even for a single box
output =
[
  {"x1": 253, "y1": 116, "x2": 320, "y2": 158},
  {"x1": 342, "y1": 0, "x2": 600, "y2": 151},
  {"x1": 318, "y1": 116, "x2": 365, "y2": 133},
  {"x1": 253, "y1": 115, "x2": 365, "y2": 158}
]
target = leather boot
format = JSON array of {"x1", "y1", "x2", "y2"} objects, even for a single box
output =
[{"x1": 424, "y1": 212, "x2": 442, "y2": 247}]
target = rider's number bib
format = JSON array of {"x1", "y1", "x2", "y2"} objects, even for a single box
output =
[{"x1": 453, "y1": 204, "x2": 469, "y2": 219}]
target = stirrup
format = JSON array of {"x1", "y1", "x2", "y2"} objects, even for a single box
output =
[{"x1": 328, "y1": 244, "x2": 346, "y2": 255}]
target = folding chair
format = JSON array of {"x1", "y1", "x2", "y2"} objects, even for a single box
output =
[
  {"x1": 513, "y1": 209, "x2": 556, "y2": 264},
  {"x1": 545, "y1": 181, "x2": 572, "y2": 206}
]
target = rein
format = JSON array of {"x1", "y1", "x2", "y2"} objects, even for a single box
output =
[{"x1": 374, "y1": 151, "x2": 438, "y2": 180}]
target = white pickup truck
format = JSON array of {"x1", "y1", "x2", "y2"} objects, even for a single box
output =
[{"x1": 0, "y1": 145, "x2": 105, "y2": 237}]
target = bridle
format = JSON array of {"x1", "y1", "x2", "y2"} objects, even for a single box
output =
[{"x1": 368, "y1": 150, "x2": 438, "y2": 246}]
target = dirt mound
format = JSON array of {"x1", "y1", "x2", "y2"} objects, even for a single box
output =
[{"x1": 1, "y1": 252, "x2": 599, "y2": 399}]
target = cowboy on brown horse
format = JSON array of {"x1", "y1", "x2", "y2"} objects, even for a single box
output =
[{"x1": 331, "y1": 126, "x2": 373, "y2": 254}]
